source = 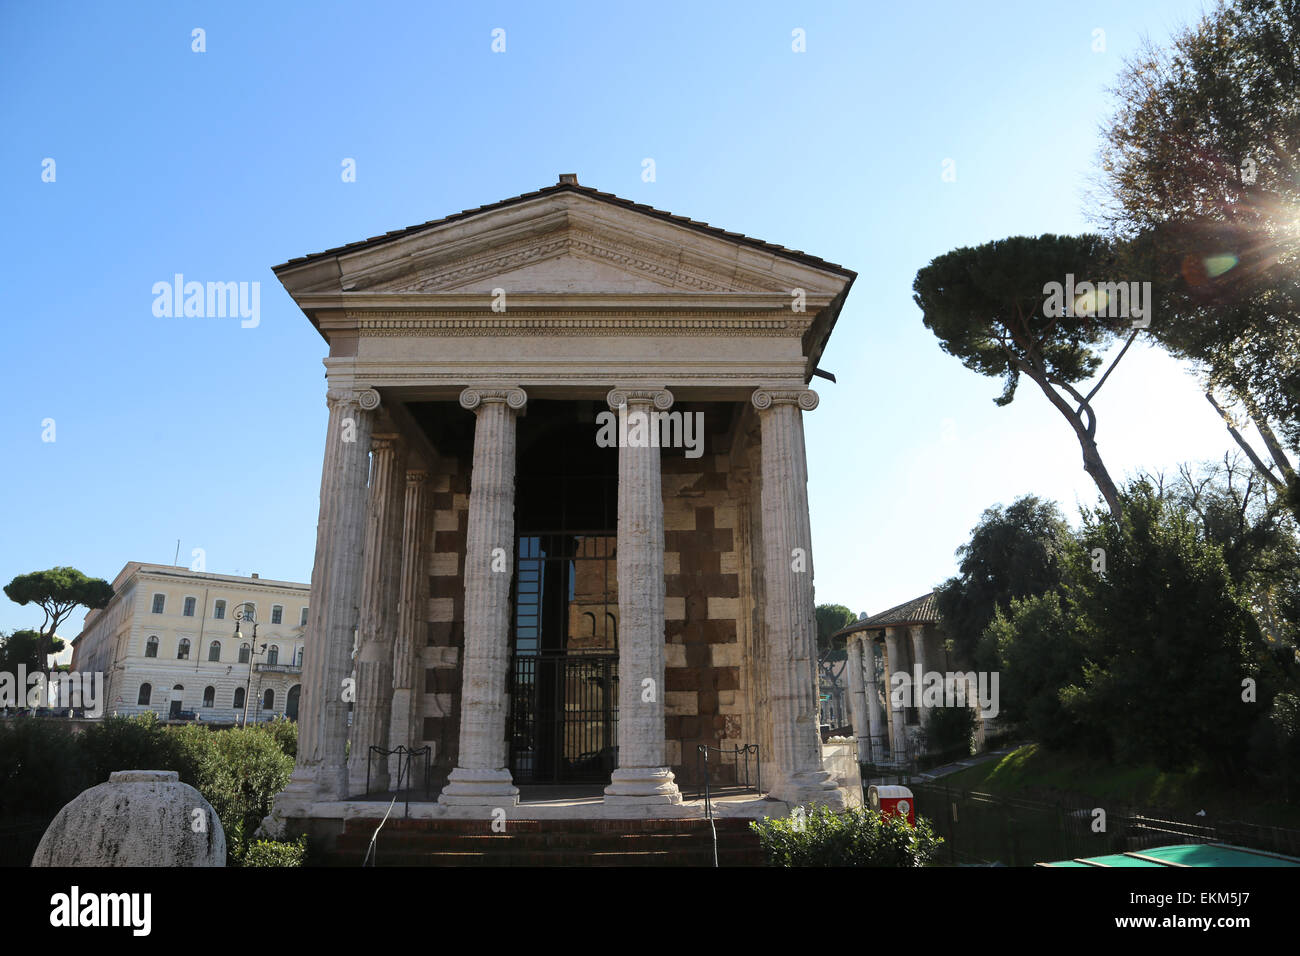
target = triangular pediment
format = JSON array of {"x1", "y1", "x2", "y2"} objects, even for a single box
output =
[{"x1": 276, "y1": 187, "x2": 853, "y2": 299}]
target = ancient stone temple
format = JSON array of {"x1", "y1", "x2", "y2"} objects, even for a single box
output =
[{"x1": 266, "y1": 176, "x2": 856, "y2": 828}]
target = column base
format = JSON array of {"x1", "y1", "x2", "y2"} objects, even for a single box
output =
[
  {"x1": 767, "y1": 770, "x2": 848, "y2": 810},
  {"x1": 437, "y1": 767, "x2": 519, "y2": 806},
  {"x1": 603, "y1": 767, "x2": 683, "y2": 806}
]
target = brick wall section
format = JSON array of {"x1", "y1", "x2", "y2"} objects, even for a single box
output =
[
  {"x1": 661, "y1": 449, "x2": 744, "y2": 788},
  {"x1": 419, "y1": 457, "x2": 469, "y2": 769}
]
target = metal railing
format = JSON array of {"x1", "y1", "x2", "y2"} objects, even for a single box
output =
[{"x1": 695, "y1": 743, "x2": 761, "y2": 814}]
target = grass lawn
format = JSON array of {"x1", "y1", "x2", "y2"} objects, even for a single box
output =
[{"x1": 941, "y1": 744, "x2": 1300, "y2": 828}]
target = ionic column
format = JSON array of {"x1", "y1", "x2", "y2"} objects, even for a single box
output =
[
  {"x1": 846, "y1": 635, "x2": 869, "y2": 769},
  {"x1": 883, "y1": 627, "x2": 908, "y2": 763},
  {"x1": 347, "y1": 434, "x2": 406, "y2": 793},
  {"x1": 387, "y1": 467, "x2": 430, "y2": 783},
  {"x1": 864, "y1": 637, "x2": 886, "y2": 764},
  {"x1": 751, "y1": 387, "x2": 843, "y2": 808},
  {"x1": 604, "y1": 387, "x2": 682, "y2": 806},
  {"x1": 276, "y1": 386, "x2": 379, "y2": 808},
  {"x1": 909, "y1": 624, "x2": 930, "y2": 729},
  {"x1": 439, "y1": 386, "x2": 527, "y2": 807}
]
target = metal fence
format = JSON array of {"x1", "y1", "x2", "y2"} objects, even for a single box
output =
[{"x1": 910, "y1": 782, "x2": 1300, "y2": 866}]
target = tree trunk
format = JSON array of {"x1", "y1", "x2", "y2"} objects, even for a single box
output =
[{"x1": 1025, "y1": 370, "x2": 1125, "y2": 522}]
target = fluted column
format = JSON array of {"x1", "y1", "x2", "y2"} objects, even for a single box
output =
[
  {"x1": 884, "y1": 627, "x2": 908, "y2": 763},
  {"x1": 388, "y1": 468, "x2": 430, "y2": 783},
  {"x1": 864, "y1": 637, "x2": 885, "y2": 764},
  {"x1": 751, "y1": 387, "x2": 844, "y2": 808},
  {"x1": 347, "y1": 434, "x2": 406, "y2": 793},
  {"x1": 603, "y1": 387, "x2": 682, "y2": 806},
  {"x1": 847, "y1": 635, "x2": 869, "y2": 768},
  {"x1": 909, "y1": 624, "x2": 930, "y2": 730},
  {"x1": 439, "y1": 386, "x2": 526, "y2": 806},
  {"x1": 275, "y1": 386, "x2": 379, "y2": 808}
]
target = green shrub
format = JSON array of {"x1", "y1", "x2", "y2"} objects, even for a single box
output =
[
  {"x1": 750, "y1": 804, "x2": 943, "y2": 867},
  {"x1": 240, "y1": 835, "x2": 307, "y2": 867},
  {"x1": 259, "y1": 716, "x2": 298, "y2": 758},
  {"x1": 81, "y1": 713, "x2": 201, "y2": 785},
  {"x1": 0, "y1": 719, "x2": 88, "y2": 821},
  {"x1": 193, "y1": 725, "x2": 294, "y2": 860}
]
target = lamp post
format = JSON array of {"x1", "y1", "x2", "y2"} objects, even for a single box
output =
[{"x1": 233, "y1": 603, "x2": 267, "y2": 728}]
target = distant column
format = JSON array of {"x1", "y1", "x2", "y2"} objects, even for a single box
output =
[
  {"x1": 751, "y1": 387, "x2": 843, "y2": 808},
  {"x1": 846, "y1": 635, "x2": 869, "y2": 768},
  {"x1": 387, "y1": 467, "x2": 430, "y2": 783},
  {"x1": 909, "y1": 624, "x2": 930, "y2": 728},
  {"x1": 439, "y1": 386, "x2": 526, "y2": 807},
  {"x1": 863, "y1": 637, "x2": 885, "y2": 764},
  {"x1": 604, "y1": 387, "x2": 682, "y2": 807},
  {"x1": 347, "y1": 434, "x2": 406, "y2": 793},
  {"x1": 883, "y1": 627, "x2": 908, "y2": 763}
]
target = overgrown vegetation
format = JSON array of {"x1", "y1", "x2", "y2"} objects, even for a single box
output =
[{"x1": 750, "y1": 804, "x2": 943, "y2": 867}]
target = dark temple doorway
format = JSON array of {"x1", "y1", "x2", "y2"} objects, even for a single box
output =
[{"x1": 508, "y1": 400, "x2": 620, "y2": 784}]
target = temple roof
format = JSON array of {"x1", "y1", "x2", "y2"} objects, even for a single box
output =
[
  {"x1": 275, "y1": 176, "x2": 855, "y2": 278},
  {"x1": 833, "y1": 592, "x2": 941, "y2": 640}
]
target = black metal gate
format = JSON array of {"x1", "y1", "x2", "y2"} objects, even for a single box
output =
[{"x1": 508, "y1": 651, "x2": 618, "y2": 783}]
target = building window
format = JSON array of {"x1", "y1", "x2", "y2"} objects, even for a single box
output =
[
  {"x1": 238, "y1": 643, "x2": 250, "y2": 664},
  {"x1": 183, "y1": 596, "x2": 196, "y2": 617},
  {"x1": 145, "y1": 636, "x2": 159, "y2": 658},
  {"x1": 208, "y1": 641, "x2": 221, "y2": 662},
  {"x1": 214, "y1": 599, "x2": 226, "y2": 620},
  {"x1": 267, "y1": 645, "x2": 279, "y2": 666},
  {"x1": 177, "y1": 638, "x2": 191, "y2": 660},
  {"x1": 151, "y1": 593, "x2": 165, "y2": 614},
  {"x1": 294, "y1": 646, "x2": 303, "y2": 667},
  {"x1": 263, "y1": 689, "x2": 275, "y2": 711},
  {"x1": 233, "y1": 687, "x2": 245, "y2": 710},
  {"x1": 202, "y1": 686, "x2": 215, "y2": 708},
  {"x1": 138, "y1": 683, "x2": 152, "y2": 705},
  {"x1": 271, "y1": 605, "x2": 283, "y2": 625},
  {"x1": 300, "y1": 607, "x2": 309, "y2": 627}
]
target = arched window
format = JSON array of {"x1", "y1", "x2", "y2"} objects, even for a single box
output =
[
  {"x1": 233, "y1": 687, "x2": 245, "y2": 710},
  {"x1": 138, "y1": 683, "x2": 152, "y2": 705},
  {"x1": 262, "y1": 689, "x2": 275, "y2": 711},
  {"x1": 145, "y1": 636, "x2": 159, "y2": 658},
  {"x1": 266, "y1": 645, "x2": 279, "y2": 666},
  {"x1": 202, "y1": 686, "x2": 215, "y2": 708},
  {"x1": 238, "y1": 643, "x2": 250, "y2": 664},
  {"x1": 176, "y1": 638, "x2": 191, "y2": 660},
  {"x1": 214, "y1": 599, "x2": 227, "y2": 620},
  {"x1": 208, "y1": 641, "x2": 221, "y2": 662}
]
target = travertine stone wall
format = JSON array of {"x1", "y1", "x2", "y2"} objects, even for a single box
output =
[{"x1": 417, "y1": 458, "x2": 469, "y2": 770}]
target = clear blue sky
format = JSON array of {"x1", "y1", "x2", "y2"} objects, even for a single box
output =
[{"x1": 1, "y1": 0, "x2": 1244, "y2": 639}]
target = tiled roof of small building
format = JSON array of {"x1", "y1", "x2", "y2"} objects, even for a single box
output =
[
  {"x1": 274, "y1": 177, "x2": 856, "y2": 277},
  {"x1": 833, "y1": 592, "x2": 940, "y2": 640}
]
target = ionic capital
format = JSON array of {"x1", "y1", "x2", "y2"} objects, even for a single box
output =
[
  {"x1": 326, "y1": 387, "x2": 382, "y2": 412},
  {"x1": 607, "y1": 387, "x2": 673, "y2": 411},
  {"x1": 751, "y1": 387, "x2": 818, "y2": 412},
  {"x1": 405, "y1": 469, "x2": 429, "y2": 485},
  {"x1": 459, "y1": 386, "x2": 527, "y2": 412}
]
